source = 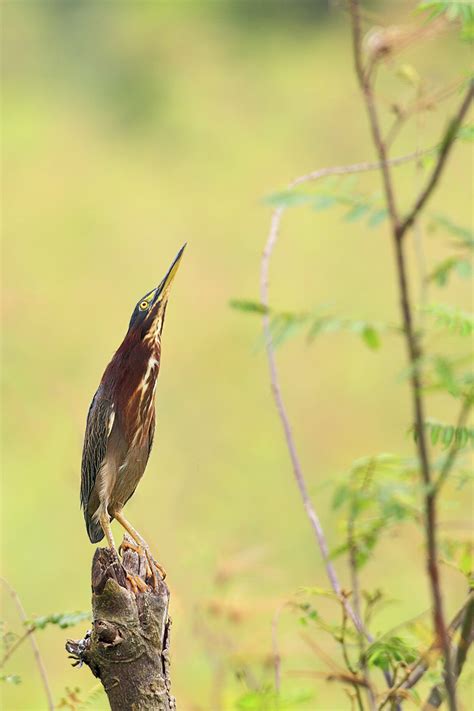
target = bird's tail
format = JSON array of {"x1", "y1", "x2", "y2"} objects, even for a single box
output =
[{"x1": 85, "y1": 513, "x2": 105, "y2": 544}]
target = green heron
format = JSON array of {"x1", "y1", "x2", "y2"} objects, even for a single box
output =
[{"x1": 80, "y1": 245, "x2": 185, "y2": 591}]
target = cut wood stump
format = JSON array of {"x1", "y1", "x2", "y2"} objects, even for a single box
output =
[{"x1": 66, "y1": 535, "x2": 174, "y2": 711}]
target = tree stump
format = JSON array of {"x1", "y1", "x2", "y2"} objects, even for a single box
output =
[{"x1": 66, "y1": 535, "x2": 174, "y2": 711}]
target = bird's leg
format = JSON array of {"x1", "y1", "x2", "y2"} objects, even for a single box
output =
[
  {"x1": 99, "y1": 511, "x2": 146, "y2": 593},
  {"x1": 114, "y1": 510, "x2": 166, "y2": 587},
  {"x1": 99, "y1": 512, "x2": 118, "y2": 556}
]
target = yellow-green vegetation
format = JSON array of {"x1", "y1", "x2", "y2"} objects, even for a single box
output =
[{"x1": 1, "y1": 2, "x2": 472, "y2": 710}]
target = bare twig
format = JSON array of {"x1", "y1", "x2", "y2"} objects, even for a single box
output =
[
  {"x1": 261, "y1": 203, "x2": 351, "y2": 607},
  {"x1": 0, "y1": 578, "x2": 54, "y2": 711}
]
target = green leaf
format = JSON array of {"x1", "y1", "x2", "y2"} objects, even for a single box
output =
[
  {"x1": 430, "y1": 423, "x2": 441, "y2": 446},
  {"x1": 361, "y1": 325, "x2": 381, "y2": 350},
  {"x1": 332, "y1": 484, "x2": 350, "y2": 510},
  {"x1": 457, "y1": 123, "x2": 474, "y2": 142},
  {"x1": 423, "y1": 418, "x2": 474, "y2": 450},
  {"x1": 344, "y1": 203, "x2": 370, "y2": 222},
  {"x1": 442, "y1": 425, "x2": 455, "y2": 449},
  {"x1": 366, "y1": 636, "x2": 418, "y2": 671},
  {"x1": 264, "y1": 191, "x2": 312, "y2": 208},
  {"x1": 422, "y1": 303, "x2": 474, "y2": 337},
  {"x1": 312, "y1": 194, "x2": 337, "y2": 211},
  {"x1": 368, "y1": 208, "x2": 388, "y2": 228},
  {"x1": 428, "y1": 257, "x2": 471, "y2": 287},
  {"x1": 429, "y1": 213, "x2": 474, "y2": 247},
  {"x1": 30, "y1": 611, "x2": 90, "y2": 630},
  {"x1": 229, "y1": 299, "x2": 268, "y2": 315},
  {"x1": 0, "y1": 674, "x2": 21, "y2": 685},
  {"x1": 456, "y1": 259, "x2": 472, "y2": 279}
]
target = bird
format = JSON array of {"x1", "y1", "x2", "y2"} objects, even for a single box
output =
[{"x1": 80, "y1": 244, "x2": 185, "y2": 591}]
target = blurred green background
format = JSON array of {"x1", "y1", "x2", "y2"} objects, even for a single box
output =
[{"x1": 1, "y1": 1, "x2": 472, "y2": 709}]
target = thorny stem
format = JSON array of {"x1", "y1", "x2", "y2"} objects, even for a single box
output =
[
  {"x1": 0, "y1": 578, "x2": 54, "y2": 711},
  {"x1": 349, "y1": 3, "x2": 472, "y2": 709}
]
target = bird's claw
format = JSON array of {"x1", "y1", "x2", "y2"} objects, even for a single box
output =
[
  {"x1": 126, "y1": 572, "x2": 148, "y2": 595},
  {"x1": 119, "y1": 539, "x2": 166, "y2": 588}
]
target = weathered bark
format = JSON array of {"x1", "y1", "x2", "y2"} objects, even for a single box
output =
[{"x1": 66, "y1": 536, "x2": 175, "y2": 711}]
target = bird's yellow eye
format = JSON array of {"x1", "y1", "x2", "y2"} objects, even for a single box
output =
[{"x1": 139, "y1": 301, "x2": 149, "y2": 311}]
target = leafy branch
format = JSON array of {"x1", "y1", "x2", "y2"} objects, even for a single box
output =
[{"x1": 349, "y1": 2, "x2": 472, "y2": 708}]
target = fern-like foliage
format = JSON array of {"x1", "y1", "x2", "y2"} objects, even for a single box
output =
[
  {"x1": 29, "y1": 611, "x2": 90, "y2": 630},
  {"x1": 331, "y1": 454, "x2": 421, "y2": 568},
  {"x1": 422, "y1": 303, "x2": 474, "y2": 336},
  {"x1": 230, "y1": 299, "x2": 387, "y2": 350},
  {"x1": 420, "y1": 418, "x2": 474, "y2": 449},
  {"x1": 264, "y1": 176, "x2": 388, "y2": 230}
]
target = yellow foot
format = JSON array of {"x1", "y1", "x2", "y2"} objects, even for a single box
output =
[
  {"x1": 119, "y1": 540, "x2": 166, "y2": 587},
  {"x1": 125, "y1": 573, "x2": 148, "y2": 595}
]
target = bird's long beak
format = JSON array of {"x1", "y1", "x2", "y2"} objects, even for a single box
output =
[{"x1": 152, "y1": 243, "x2": 186, "y2": 306}]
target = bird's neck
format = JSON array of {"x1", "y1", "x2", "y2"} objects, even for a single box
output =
[{"x1": 103, "y1": 331, "x2": 161, "y2": 396}]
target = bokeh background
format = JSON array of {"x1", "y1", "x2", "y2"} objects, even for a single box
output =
[{"x1": 1, "y1": 1, "x2": 472, "y2": 710}]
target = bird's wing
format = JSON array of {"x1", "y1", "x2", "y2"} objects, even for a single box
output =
[
  {"x1": 146, "y1": 408, "x2": 156, "y2": 462},
  {"x1": 80, "y1": 392, "x2": 115, "y2": 513}
]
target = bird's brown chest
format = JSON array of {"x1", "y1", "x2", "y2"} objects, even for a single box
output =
[{"x1": 112, "y1": 339, "x2": 161, "y2": 451}]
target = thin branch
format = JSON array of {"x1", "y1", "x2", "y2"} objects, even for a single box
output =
[
  {"x1": 0, "y1": 578, "x2": 54, "y2": 711},
  {"x1": 349, "y1": 0, "x2": 400, "y2": 233},
  {"x1": 348, "y1": 518, "x2": 376, "y2": 711},
  {"x1": 398, "y1": 81, "x2": 473, "y2": 239},
  {"x1": 413, "y1": 120, "x2": 429, "y2": 325},
  {"x1": 0, "y1": 628, "x2": 34, "y2": 668},
  {"x1": 290, "y1": 147, "x2": 434, "y2": 189},
  {"x1": 340, "y1": 599, "x2": 369, "y2": 711},
  {"x1": 422, "y1": 596, "x2": 474, "y2": 710}
]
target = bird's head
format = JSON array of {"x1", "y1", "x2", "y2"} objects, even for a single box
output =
[{"x1": 128, "y1": 244, "x2": 186, "y2": 341}]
